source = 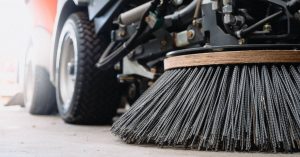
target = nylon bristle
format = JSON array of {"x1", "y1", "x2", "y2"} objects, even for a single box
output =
[{"x1": 111, "y1": 64, "x2": 300, "y2": 152}]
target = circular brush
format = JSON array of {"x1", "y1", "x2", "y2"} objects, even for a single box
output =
[{"x1": 112, "y1": 50, "x2": 300, "y2": 152}]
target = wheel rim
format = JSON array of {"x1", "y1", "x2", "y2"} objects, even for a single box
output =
[{"x1": 58, "y1": 33, "x2": 77, "y2": 112}]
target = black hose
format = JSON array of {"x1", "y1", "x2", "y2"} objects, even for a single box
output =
[
  {"x1": 96, "y1": 0, "x2": 161, "y2": 70},
  {"x1": 96, "y1": 31, "x2": 139, "y2": 69},
  {"x1": 97, "y1": 0, "x2": 198, "y2": 69},
  {"x1": 164, "y1": 0, "x2": 197, "y2": 26}
]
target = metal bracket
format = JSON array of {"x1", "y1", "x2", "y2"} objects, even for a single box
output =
[
  {"x1": 93, "y1": 0, "x2": 124, "y2": 34},
  {"x1": 123, "y1": 57, "x2": 155, "y2": 79}
]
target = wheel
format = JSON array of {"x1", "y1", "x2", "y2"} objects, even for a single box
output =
[
  {"x1": 24, "y1": 48, "x2": 57, "y2": 115},
  {"x1": 55, "y1": 12, "x2": 121, "y2": 124}
]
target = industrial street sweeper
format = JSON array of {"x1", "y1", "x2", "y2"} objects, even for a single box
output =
[{"x1": 19, "y1": 0, "x2": 300, "y2": 152}]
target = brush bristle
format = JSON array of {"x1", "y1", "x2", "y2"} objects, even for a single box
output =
[{"x1": 112, "y1": 64, "x2": 300, "y2": 152}]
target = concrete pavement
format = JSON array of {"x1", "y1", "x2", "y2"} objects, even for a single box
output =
[{"x1": 0, "y1": 106, "x2": 299, "y2": 157}]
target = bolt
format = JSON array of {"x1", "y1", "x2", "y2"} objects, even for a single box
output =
[
  {"x1": 114, "y1": 63, "x2": 121, "y2": 71},
  {"x1": 238, "y1": 38, "x2": 246, "y2": 45},
  {"x1": 119, "y1": 30, "x2": 126, "y2": 37},
  {"x1": 263, "y1": 24, "x2": 272, "y2": 33},
  {"x1": 187, "y1": 30, "x2": 195, "y2": 40}
]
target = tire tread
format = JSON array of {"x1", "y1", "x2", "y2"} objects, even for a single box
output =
[{"x1": 59, "y1": 12, "x2": 120, "y2": 124}]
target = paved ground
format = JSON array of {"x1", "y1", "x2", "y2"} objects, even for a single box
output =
[{"x1": 0, "y1": 106, "x2": 299, "y2": 157}]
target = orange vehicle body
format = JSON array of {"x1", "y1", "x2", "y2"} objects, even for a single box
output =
[{"x1": 27, "y1": 0, "x2": 57, "y2": 34}]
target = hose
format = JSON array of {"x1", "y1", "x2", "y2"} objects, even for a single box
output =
[
  {"x1": 165, "y1": 0, "x2": 197, "y2": 26},
  {"x1": 97, "y1": 0, "x2": 198, "y2": 69},
  {"x1": 96, "y1": 0, "x2": 161, "y2": 70}
]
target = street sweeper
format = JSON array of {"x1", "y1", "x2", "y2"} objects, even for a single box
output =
[{"x1": 20, "y1": 0, "x2": 300, "y2": 151}]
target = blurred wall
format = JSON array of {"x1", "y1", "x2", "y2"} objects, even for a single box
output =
[{"x1": 0, "y1": 0, "x2": 31, "y2": 103}]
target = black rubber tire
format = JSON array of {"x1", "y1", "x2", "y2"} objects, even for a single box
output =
[
  {"x1": 24, "y1": 63, "x2": 57, "y2": 115},
  {"x1": 55, "y1": 12, "x2": 121, "y2": 124}
]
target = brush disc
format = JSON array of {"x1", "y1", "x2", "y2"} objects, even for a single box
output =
[
  {"x1": 164, "y1": 50, "x2": 300, "y2": 70},
  {"x1": 112, "y1": 50, "x2": 300, "y2": 152}
]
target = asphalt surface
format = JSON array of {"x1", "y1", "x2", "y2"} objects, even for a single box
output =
[{"x1": 0, "y1": 105, "x2": 299, "y2": 157}]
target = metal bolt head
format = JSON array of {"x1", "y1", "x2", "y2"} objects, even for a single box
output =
[
  {"x1": 114, "y1": 63, "x2": 121, "y2": 71},
  {"x1": 263, "y1": 24, "x2": 272, "y2": 32},
  {"x1": 238, "y1": 38, "x2": 246, "y2": 45},
  {"x1": 119, "y1": 30, "x2": 126, "y2": 37},
  {"x1": 187, "y1": 30, "x2": 195, "y2": 40}
]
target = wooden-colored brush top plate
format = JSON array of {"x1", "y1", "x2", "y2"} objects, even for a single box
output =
[{"x1": 164, "y1": 50, "x2": 300, "y2": 70}]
